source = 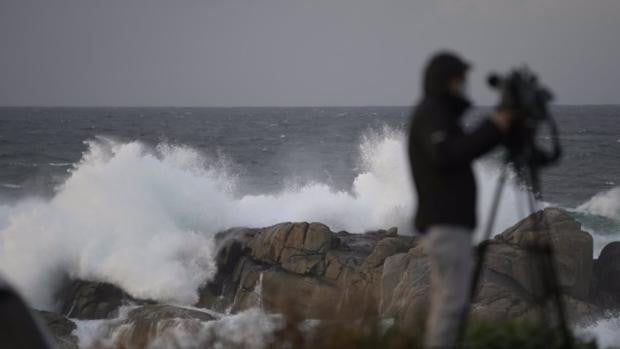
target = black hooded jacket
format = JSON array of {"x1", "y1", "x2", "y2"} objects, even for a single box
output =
[{"x1": 408, "y1": 53, "x2": 503, "y2": 233}]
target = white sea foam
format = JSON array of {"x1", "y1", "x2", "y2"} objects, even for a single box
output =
[
  {"x1": 577, "y1": 186, "x2": 620, "y2": 221},
  {"x1": 0, "y1": 130, "x2": 529, "y2": 310},
  {"x1": 73, "y1": 306, "x2": 279, "y2": 349},
  {"x1": 1, "y1": 183, "x2": 22, "y2": 189},
  {"x1": 0, "y1": 138, "x2": 219, "y2": 309},
  {"x1": 576, "y1": 316, "x2": 620, "y2": 349}
]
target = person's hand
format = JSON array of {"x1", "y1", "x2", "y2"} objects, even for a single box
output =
[{"x1": 492, "y1": 110, "x2": 513, "y2": 133}]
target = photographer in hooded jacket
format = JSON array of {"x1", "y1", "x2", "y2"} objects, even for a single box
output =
[{"x1": 408, "y1": 52, "x2": 513, "y2": 348}]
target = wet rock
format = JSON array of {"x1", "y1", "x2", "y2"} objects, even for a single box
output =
[
  {"x1": 379, "y1": 208, "x2": 599, "y2": 327},
  {"x1": 490, "y1": 208, "x2": 593, "y2": 300},
  {"x1": 379, "y1": 246, "x2": 430, "y2": 325},
  {"x1": 198, "y1": 227, "x2": 258, "y2": 312},
  {"x1": 96, "y1": 304, "x2": 217, "y2": 349},
  {"x1": 56, "y1": 208, "x2": 605, "y2": 334},
  {"x1": 592, "y1": 241, "x2": 620, "y2": 308},
  {"x1": 60, "y1": 280, "x2": 142, "y2": 319},
  {"x1": 595, "y1": 241, "x2": 620, "y2": 294},
  {"x1": 204, "y1": 222, "x2": 414, "y2": 319}
]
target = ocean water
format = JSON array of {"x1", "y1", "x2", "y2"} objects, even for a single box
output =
[{"x1": 0, "y1": 106, "x2": 618, "y2": 345}]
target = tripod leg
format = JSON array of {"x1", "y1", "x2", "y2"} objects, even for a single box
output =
[
  {"x1": 523, "y1": 173, "x2": 573, "y2": 349},
  {"x1": 456, "y1": 164, "x2": 509, "y2": 346}
]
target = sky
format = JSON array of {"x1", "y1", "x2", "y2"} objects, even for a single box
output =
[{"x1": 1, "y1": 0, "x2": 619, "y2": 107}]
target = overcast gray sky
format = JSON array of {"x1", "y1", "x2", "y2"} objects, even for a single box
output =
[{"x1": 1, "y1": 0, "x2": 619, "y2": 106}]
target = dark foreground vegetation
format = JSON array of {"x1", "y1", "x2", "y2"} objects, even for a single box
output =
[{"x1": 268, "y1": 316, "x2": 598, "y2": 349}]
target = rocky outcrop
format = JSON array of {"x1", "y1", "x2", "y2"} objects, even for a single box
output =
[
  {"x1": 488, "y1": 208, "x2": 593, "y2": 300},
  {"x1": 201, "y1": 222, "x2": 413, "y2": 318},
  {"x1": 201, "y1": 208, "x2": 602, "y2": 326},
  {"x1": 591, "y1": 241, "x2": 620, "y2": 309},
  {"x1": 40, "y1": 207, "x2": 619, "y2": 345},
  {"x1": 106, "y1": 305, "x2": 217, "y2": 348},
  {"x1": 59, "y1": 280, "x2": 144, "y2": 319}
]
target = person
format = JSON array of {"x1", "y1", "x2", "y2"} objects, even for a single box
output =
[
  {"x1": 0, "y1": 276, "x2": 54, "y2": 348},
  {"x1": 408, "y1": 52, "x2": 512, "y2": 348}
]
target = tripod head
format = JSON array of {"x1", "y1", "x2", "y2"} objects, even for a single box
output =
[{"x1": 488, "y1": 67, "x2": 562, "y2": 197}]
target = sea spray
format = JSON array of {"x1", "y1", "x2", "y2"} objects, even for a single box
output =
[
  {"x1": 572, "y1": 186, "x2": 620, "y2": 256},
  {"x1": 73, "y1": 307, "x2": 279, "y2": 349},
  {"x1": 0, "y1": 139, "x2": 220, "y2": 309},
  {"x1": 577, "y1": 186, "x2": 620, "y2": 221},
  {"x1": 0, "y1": 129, "x2": 529, "y2": 310}
]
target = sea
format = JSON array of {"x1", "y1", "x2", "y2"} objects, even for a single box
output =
[{"x1": 0, "y1": 106, "x2": 619, "y2": 346}]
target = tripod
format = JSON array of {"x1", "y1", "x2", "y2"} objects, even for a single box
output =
[{"x1": 456, "y1": 157, "x2": 573, "y2": 348}]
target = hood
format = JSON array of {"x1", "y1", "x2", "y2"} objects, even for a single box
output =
[{"x1": 423, "y1": 52, "x2": 470, "y2": 97}]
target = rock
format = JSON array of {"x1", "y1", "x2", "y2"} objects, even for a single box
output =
[
  {"x1": 54, "y1": 207, "x2": 603, "y2": 340},
  {"x1": 249, "y1": 222, "x2": 296, "y2": 263},
  {"x1": 201, "y1": 209, "x2": 600, "y2": 326},
  {"x1": 595, "y1": 241, "x2": 620, "y2": 293},
  {"x1": 379, "y1": 252, "x2": 410, "y2": 314},
  {"x1": 562, "y1": 296, "x2": 603, "y2": 325},
  {"x1": 233, "y1": 268, "x2": 342, "y2": 317},
  {"x1": 60, "y1": 280, "x2": 143, "y2": 319},
  {"x1": 200, "y1": 222, "x2": 414, "y2": 319},
  {"x1": 490, "y1": 208, "x2": 593, "y2": 300},
  {"x1": 304, "y1": 223, "x2": 334, "y2": 252},
  {"x1": 365, "y1": 237, "x2": 411, "y2": 268},
  {"x1": 470, "y1": 281, "x2": 530, "y2": 322},
  {"x1": 36, "y1": 310, "x2": 78, "y2": 349},
  {"x1": 214, "y1": 227, "x2": 257, "y2": 274},
  {"x1": 378, "y1": 208, "x2": 599, "y2": 327},
  {"x1": 198, "y1": 227, "x2": 258, "y2": 311},
  {"x1": 250, "y1": 222, "x2": 335, "y2": 275},
  {"x1": 592, "y1": 241, "x2": 620, "y2": 308},
  {"x1": 97, "y1": 304, "x2": 217, "y2": 349},
  {"x1": 379, "y1": 247, "x2": 430, "y2": 326}
]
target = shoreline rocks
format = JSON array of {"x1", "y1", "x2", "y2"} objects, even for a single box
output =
[{"x1": 37, "y1": 208, "x2": 620, "y2": 347}]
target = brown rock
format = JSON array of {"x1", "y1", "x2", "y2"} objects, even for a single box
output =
[
  {"x1": 249, "y1": 222, "x2": 294, "y2": 263},
  {"x1": 304, "y1": 223, "x2": 333, "y2": 252},
  {"x1": 203, "y1": 210, "x2": 599, "y2": 326},
  {"x1": 492, "y1": 208, "x2": 593, "y2": 300},
  {"x1": 365, "y1": 237, "x2": 411, "y2": 269},
  {"x1": 231, "y1": 267, "x2": 341, "y2": 318},
  {"x1": 60, "y1": 280, "x2": 141, "y2": 320},
  {"x1": 103, "y1": 304, "x2": 216, "y2": 349}
]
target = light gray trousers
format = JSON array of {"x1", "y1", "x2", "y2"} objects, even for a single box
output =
[{"x1": 423, "y1": 225, "x2": 474, "y2": 348}]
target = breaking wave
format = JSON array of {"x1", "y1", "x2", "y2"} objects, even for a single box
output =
[
  {"x1": 74, "y1": 306, "x2": 278, "y2": 349},
  {"x1": 577, "y1": 186, "x2": 620, "y2": 221},
  {"x1": 0, "y1": 129, "x2": 529, "y2": 310}
]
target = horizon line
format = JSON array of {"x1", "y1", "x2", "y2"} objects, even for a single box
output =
[{"x1": 1, "y1": 103, "x2": 618, "y2": 109}]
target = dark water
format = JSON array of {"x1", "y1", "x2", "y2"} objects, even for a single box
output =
[{"x1": 1, "y1": 106, "x2": 618, "y2": 207}]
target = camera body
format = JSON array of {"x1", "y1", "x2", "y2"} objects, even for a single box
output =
[
  {"x1": 488, "y1": 67, "x2": 554, "y2": 123},
  {"x1": 488, "y1": 67, "x2": 561, "y2": 171}
]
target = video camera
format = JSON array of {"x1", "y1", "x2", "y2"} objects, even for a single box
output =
[{"x1": 487, "y1": 67, "x2": 562, "y2": 188}]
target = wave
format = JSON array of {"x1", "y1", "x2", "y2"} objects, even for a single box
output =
[
  {"x1": 577, "y1": 186, "x2": 620, "y2": 221},
  {"x1": 48, "y1": 162, "x2": 73, "y2": 167},
  {"x1": 1, "y1": 183, "x2": 22, "y2": 189},
  {"x1": 72, "y1": 303, "x2": 620, "y2": 349},
  {"x1": 575, "y1": 316, "x2": 620, "y2": 348},
  {"x1": 73, "y1": 306, "x2": 278, "y2": 349},
  {"x1": 0, "y1": 129, "x2": 529, "y2": 310}
]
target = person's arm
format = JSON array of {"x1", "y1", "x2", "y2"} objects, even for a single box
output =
[{"x1": 420, "y1": 111, "x2": 509, "y2": 169}]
